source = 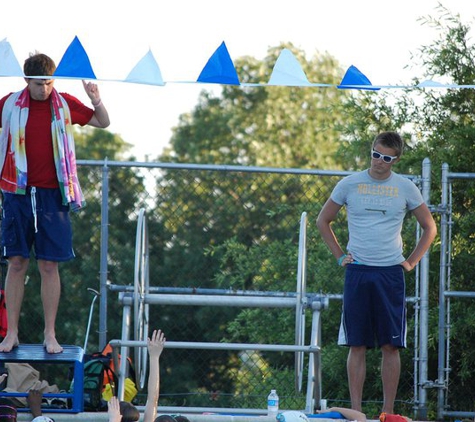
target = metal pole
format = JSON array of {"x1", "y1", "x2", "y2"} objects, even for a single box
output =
[
  {"x1": 117, "y1": 295, "x2": 132, "y2": 401},
  {"x1": 121, "y1": 293, "x2": 298, "y2": 308},
  {"x1": 437, "y1": 163, "x2": 449, "y2": 420},
  {"x1": 416, "y1": 158, "x2": 431, "y2": 419},
  {"x1": 305, "y1": 303, "x2": 323, "y2": 414},
  {"x1": 99, "y1": 159, "x2": 110, "y2": 350},
  {"x1": 110, "y1": 339, "x2": 319, "y2": 353}
]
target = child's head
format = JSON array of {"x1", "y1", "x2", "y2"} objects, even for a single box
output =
[
  {"x1": 119, "y1": 401, "x2": 140, "y2": 422},
  {"x1": 154, "y1": 416, "x2": 191, "y2": 422}
]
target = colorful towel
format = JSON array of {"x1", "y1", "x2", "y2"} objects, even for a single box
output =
[{"x1": 0, "y1": 87, "x2": 85, "y2": 210}]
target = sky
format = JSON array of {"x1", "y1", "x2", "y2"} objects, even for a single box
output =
[{"x1": 0, "y1": 0, "x2": 474, "y2": 161}]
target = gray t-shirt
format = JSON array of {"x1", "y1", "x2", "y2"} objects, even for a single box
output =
[{"x1": 331, "y1": 169, "x2": 424, "y2": 266}]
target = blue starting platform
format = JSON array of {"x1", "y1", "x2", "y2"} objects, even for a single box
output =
[{"x1": 0, "y1": 344, "x2": 84, "y2": 413}]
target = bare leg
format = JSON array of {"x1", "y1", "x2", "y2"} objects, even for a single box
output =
[
  {"x1": 347, "y1": 346, "x2": 366, "y2": 412},
  {"x1": 0, "y1": 256, "x2": 29, "y2": 352},
  {"x1": 381, "y1": 344, "x2": 400, "y2": 414},
  {"x1": 38, "y1": 259, "x2": 63, "y2": 354}
]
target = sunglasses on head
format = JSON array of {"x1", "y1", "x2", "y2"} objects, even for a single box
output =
[{"x1": 371, "y1": 149, "x2": 398, "y2": 163}]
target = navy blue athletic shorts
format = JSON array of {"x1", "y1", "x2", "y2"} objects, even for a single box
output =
[
  {"x1": 1, "y1": 187, "x2": 75, "y2": 262},
  {"x1": 338, "y1": 264, "x2": 406, "y2": 349}
]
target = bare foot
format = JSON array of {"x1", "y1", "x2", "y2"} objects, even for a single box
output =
[
  {"x1": 27, "y1": 389, "x2": 43, "y2": 418},
  {"x1": 0, "y1": 334, "x2": 19, "y2": 352},
  {"x1": 44, "y1": 336, "x2": 63, "y2": 354}
]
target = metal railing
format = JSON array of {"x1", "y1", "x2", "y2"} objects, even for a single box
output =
[{"x1": 110, "y1": 211, "x2": 326, "y2": 415}]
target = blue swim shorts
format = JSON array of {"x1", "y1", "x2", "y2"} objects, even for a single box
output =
[
  {"x1": 338, "y1": 264, "x2": 406, "y2": 349},
  {"x1": 1, "y1": 187, "x2": 75, "y2": 262}
]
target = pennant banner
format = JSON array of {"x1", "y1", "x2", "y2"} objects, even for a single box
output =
[{"x1": 0, "y1": 37, "x2": 472, "y2": 90}]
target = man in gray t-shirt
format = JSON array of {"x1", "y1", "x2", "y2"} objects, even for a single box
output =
[{"x1": 316, "y1": 131, "x2": 436, "y2": 415}]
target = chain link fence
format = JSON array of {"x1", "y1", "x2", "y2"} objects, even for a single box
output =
[{"x1": 16, "y1": 161, "x2": 425, "y2": 417}]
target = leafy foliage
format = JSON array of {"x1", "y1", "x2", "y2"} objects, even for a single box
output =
[
  {"x1": 150, "y1": 44, "x2": 356, "y2": 408},
  {"x1": 162, "y1": 43, "x2": 349, "y2": 169}
]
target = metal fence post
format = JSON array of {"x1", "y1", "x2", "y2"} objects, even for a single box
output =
[
  {"x1": 99, "y1": 159, "x2": 110, "y2": 350},
  {"x1": 416, "y1": 157, "x2": 432, "y2": 419},
  {"x1": 437, "y1": 163, "x2": 449, "y2": 420}
]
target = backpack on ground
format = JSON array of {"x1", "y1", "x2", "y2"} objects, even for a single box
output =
[
  {"x1": 100, "y1": 343, "x2": 137, "y2": 388},
  {"x1": 70, "y1": 344, "x2": 137, "y2": 411},
  {"x1": 86, "y1": 355, "x2": 118, "y2": 411},
  {"x1": 72, "y1": 353, "x2": 118, "y2": 411},
  {"x1": 99, "y1": 343, "x2": 138, "y2": 404}
]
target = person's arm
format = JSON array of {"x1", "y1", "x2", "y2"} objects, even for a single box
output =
[
  {"x1": 82, "y1": 80, "x2": 110, "y2": 128},
  {"x1": 27, "y1": 389, "x2": 43, "y2": 418},
  {"x1": 316, "y1": 198, "x2": 349, "y2": 263},
  {"x1": 317, "y1": 406, "x2": 366, "y2": 422},
  {"x1": 400, "y1": 203, "x2": 437, "y2": 272},
  {"x1": 143, "y1": 329, "x2": 166, "y2": 422}
]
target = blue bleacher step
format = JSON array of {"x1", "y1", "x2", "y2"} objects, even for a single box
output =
[
  {"x1": 0, "y1": 344, "x2": 85, "y2": 413},
  {"x1": 0, "y1": 344, "x2": 84, "y2": 362}
]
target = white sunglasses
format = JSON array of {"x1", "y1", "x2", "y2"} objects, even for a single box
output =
[{"x1": 371, "y1": 149, "x2": 398, "y2": 163}]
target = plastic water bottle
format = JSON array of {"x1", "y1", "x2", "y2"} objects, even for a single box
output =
[{"x1": 267, "y1": 389, "x2": 279, "y2": 417}]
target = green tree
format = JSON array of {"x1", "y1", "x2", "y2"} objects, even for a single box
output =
[
  {"x1": 163, "y1": 43, "x2": 348, "y2": 169},
  {"x1": 150, "y1": 44, "x2": 352, "y2": 407},
  {"x1": 156, "y1": 43, "x2": 350, "y2": 295}
]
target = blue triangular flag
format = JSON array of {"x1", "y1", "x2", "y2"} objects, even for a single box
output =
[
  {"x1": 125, "y1": 50, "x2": 165, "y2": 86},
  {"x1": 54, "y1": 36, "x2": 96, "y2": 79},
  {"x1": 197, "y1": 41, "x2": 240, "y2": 85},
  {"x1": 338, "y1": 65, "x2": 379, "y2": 90}
]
